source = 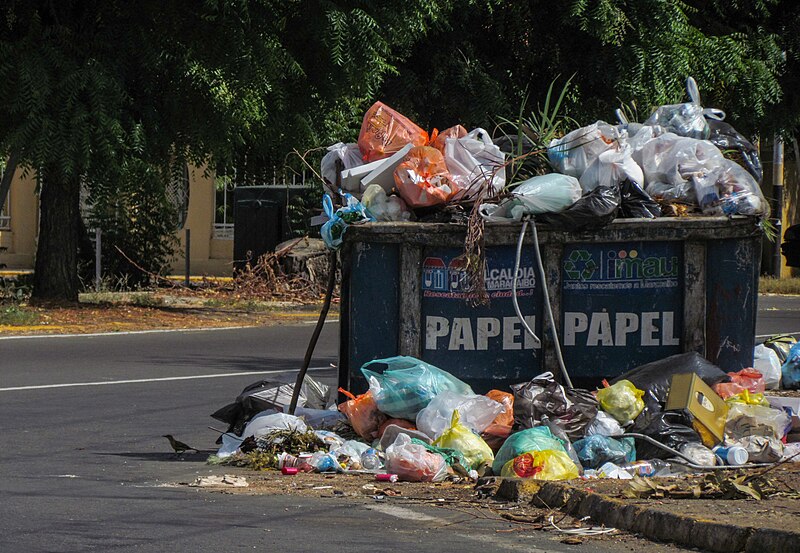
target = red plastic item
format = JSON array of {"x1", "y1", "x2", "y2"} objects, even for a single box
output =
[
  {"x1": 376, "y1": 473, "x2": 399, "y2": 483},
  {"x1": 281, "y1": 467, "x2": 298, "y2": 475},
  {"x1": 338, "y1": 388, "x2": 387, "y2": 440},
  {"x1": 358, "y1": 101, "x2": 428, "y2": 162},
  {"x1": 727, "y1": 368, "x2": 766, "y2": 393}
]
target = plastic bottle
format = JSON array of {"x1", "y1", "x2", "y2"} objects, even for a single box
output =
[
  {"x1": 360, "y1": 448, "x2": 382, "y2": 470},
  {"x1": 712, "y1": 445, "x2": 749, "y2": 466},
  {"x1": 617, "y1": 460, "x2": 672, "y2": 477}
]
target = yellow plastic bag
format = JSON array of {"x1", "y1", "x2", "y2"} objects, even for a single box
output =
[
  {"x1": 500, "y1": 450, "x2": 580, "y2": 480},
  {"x1": 724, "y1": 389, "x2": 770, "y2": 407},
  {"x1": 596, "y1": 380, "x2": 645, "y2": 424},
  {"x1": 433, "y1": 410, "x2": 494, "y2": 470}
]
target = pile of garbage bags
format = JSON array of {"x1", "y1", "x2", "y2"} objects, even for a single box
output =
[
  {"x1": 319, "y1": 78, "x2": 766, "y2": 249},
  {"x1": 210, "y1": 341, "x2": 799, "y2": 482}
]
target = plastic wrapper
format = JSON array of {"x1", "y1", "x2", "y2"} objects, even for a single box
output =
[
  {"x1": 781, "y1": 341, "x2": 800, "y2": 389},
  {"x1": 500, "y1": 450, "x2": 580, "y2": 480},
  {"x1": 321, "y1": 193, "x2": 375, "y2": 250},
  {"x1": 707, "y1": 119, "x2": 762, "y2": 183},
  {"x1": 511, "y1": 371, "x2": 598, "y2": 440},
  {"x1": 241, "y1": 412, "x2": 308, "y2": 440},
  {"x1": 727, "y1": 368, "x2": 765, "y2": 394},
  {"x1": 485, "y1": 390, "x2": 514, "y2": 427},
  {"x1": 698, "y1": 159, "x2": 767, "y2": 216},
  {"x1": 547, "y1": 122, "x2": 621, "y2": 178},
  {"x1": 393, "y1": 146, "x2": 457, "y2": 208},
  {"x1": 596, "y1": 380, "x2": 645, "y2": 424},
  {"x1": 433, "y1": 411, "x2": 494, "y2": 470},
  {"x1": 579, "y1": 145, "x2": 643, "y2": 193},
  {"x1": 430, "y1": 124, "x2": 468, "y2": 153},
  {"x1": 733, "y1": 435, "x2": 784, "y2": 463},
  {"x1": 479, "y1": 173, "x2": 581, "y2": 221},
  {"x1": 631, "y1": 411, "x2": 702, "y2": 460},
  {"x1": 385, "y1": 433, "x2": 448, "y2": 482},
  {"x1": 584, "y1": 411, "x2": 624, "y2": 437},
  {"x1": 764, "y1": 335, "x2": 797, "y2": 365},
  {"x1": 361, "y1": 356, "x2": 473, "y2": 420},
  {"x1": 338, "y1": 388, "x2": 387, "y2": 440},
  {"x1": 680, "y1": 442, "x2": 717, "y2": 466},
  {"x1": 411, "y1": 438, "x2": 469, "y2": 469},
  {"x1": 320, "y1": 142, "x2": 364, "y2": 192},
  {"x1": 726, "y1": 403, "x2": 791, "y2": 440},
  {"x1": 292, "y1": 407, "x2": 346, "y2": 430},
  {"x1": 358, "y1": 101, "x2": 428, "y2": 163},
  {"x1": 444, "y1": 128, "x2": 506, "y2": 202},
  {"x1": 644, "y1": 102, "x2": 709, "y2": 139},
  {"x1": 723, "y1": 390, "x2": 770, "y2": 407},
  {"x1": 573, "y1": 435, "x2": 636, "y2": 469},
  {"x1": 536, "y1": 185, "x2": 620, "y2": 232},
  {"x1": 492, "y1": 426, "x2": 566, "y2": 475},
  {"x1": 480, "y1": 423, "x2": 512, "y2": 453},
  {"x1": 361, "y1": 184, "x2": 412, "y2": 222},
  {"x1": 753, "y1": 344, "x2": 782, "y2": 390},
  {"x1": 415, "y1": 391, "x2": 503, "y2": 440}
]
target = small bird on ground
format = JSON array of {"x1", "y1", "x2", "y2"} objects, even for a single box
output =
[{"x1": 162, "y1": 434, "x2": 198, "y2": 455}]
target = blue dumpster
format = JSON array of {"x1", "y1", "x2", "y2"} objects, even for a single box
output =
[{"x1": 338, "y1": 217, "x2": 761, "y2": 392}]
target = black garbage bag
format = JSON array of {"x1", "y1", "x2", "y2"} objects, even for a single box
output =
[
  {"x1": 610, "y1": 352, "x2": 729, "y2": 415},
  {"x1": 536, "y1": 185, "x2": 619, "y2": 232},
  {"x1": 619, "y1": 178, "x2": 661, "y2": 219},
  {"x1": 511, "y1": 372, "x2": 598, "y2": 440},
  {"x1": 630, "y1": 410, "x2": 702, "y2": 460},
  {"x1": 211, "y1": 377, "x2": 331, "y2": 438},
  {"x1": 707, "y1": 119, "x2": 762, "y2": 184}
]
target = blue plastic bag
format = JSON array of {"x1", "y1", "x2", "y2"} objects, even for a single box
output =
[
  {"x1": 320, "y1": 193, "x2": 374, "y2": 250},
  {"x1": 361, "y1": 356, "x2": 473, "y2": 420},
  {"x1": 573, "y1": 435, "x2": 636, "y2": 469},
  {"x1": 780, "y1": 342, "x2": 800, "y2": 389},
  {"x1": 492, "y1": 426, "x2": 566, "y2": 475}
]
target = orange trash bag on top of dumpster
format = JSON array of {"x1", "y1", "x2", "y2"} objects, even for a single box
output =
[
  {"x1": 338, "y1": 388, "x2": 387, "y2": 440},
  {"x1": 393, "y1": 146, "x2": 459, "y2": 208},
  {"x1": 358, "y1": 101, "x2": 429, "y2": 163}
]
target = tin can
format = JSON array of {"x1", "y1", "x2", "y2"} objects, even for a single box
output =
[
  {"x1": 281, "y1": 466, "x2": 299, "y2": 475},
  {"x1": 376, "y1": 473, "x2": 398, "y2": 483}
]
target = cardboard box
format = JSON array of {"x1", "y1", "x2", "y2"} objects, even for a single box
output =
[
  {"x1": 665, "y1": 373, "x2": 729, "y2": 447},
  {"x1": 339, "y1": 158, "x2": 385, "y2": 193}
]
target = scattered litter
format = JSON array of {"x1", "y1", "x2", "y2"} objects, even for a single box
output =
[
  {"x1": 547, "y1": 515, "x2": 616, "y2": 536},
  {"x1": 190, "y1": 474, "x2": 248, "y2": 488}
]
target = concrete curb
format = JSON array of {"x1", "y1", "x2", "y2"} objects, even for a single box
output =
[{"x1": 492, "y1": 478, "x2": 800, "y2": 553}]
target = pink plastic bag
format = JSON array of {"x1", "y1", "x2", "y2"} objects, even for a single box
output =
[{"x1": 728, "y1": 368, "x2": 765, "y2": 393}]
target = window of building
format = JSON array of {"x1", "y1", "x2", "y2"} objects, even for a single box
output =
[{"x1": 214, "y1": 175, "x2": 235, "y2": 240}]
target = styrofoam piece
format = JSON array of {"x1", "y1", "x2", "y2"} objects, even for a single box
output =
[
  {"x1": 340, "y1": 158, "x2": 385, "y2": 194},
  {"x1": 360, "y1": 143, "x2": 414, "y2": 193}
]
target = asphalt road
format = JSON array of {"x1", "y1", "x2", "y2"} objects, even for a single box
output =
[{"x1": 2, "y1": 297, "x2": 799, "y2": 553}]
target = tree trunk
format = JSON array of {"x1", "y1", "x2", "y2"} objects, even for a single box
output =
[{"x1": 32, "y1": 165, "x2": 80, "y2": 302}]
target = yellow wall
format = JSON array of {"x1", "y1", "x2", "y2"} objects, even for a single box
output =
[{"x1": 0, "y1": 164, "x2": 234, "y2": 276}]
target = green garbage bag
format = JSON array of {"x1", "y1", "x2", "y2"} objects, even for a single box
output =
[{"x1": 492, "y1": 426, "x2": 566, "y2": 475}]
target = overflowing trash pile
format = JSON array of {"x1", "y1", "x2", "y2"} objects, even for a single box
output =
[
  {"x1": 318, "y1": 78, "x2": 767, "y2": 249},
  {"x1": 209, "y1": 336, "x2": 800, "y2": 483}
]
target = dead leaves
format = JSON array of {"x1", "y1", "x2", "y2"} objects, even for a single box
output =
[{"x1": 624, "y1": 471, "x2": 781, "y2": 501}]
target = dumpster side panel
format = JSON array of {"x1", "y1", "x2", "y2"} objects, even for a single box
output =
[
  {"x1": 419, "y1": 246, "x2": 543, "y2": 392},
  {"x1": 345, "y1": 241, "x2": 400, "y2": 394},
  {"x1": 561, "y1": 241, "x2": 684, "y2": 380},
  {"x1": 706, "y1": 237, "x2": 759, "y2": 370}
]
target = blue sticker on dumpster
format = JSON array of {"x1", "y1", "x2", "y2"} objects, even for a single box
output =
[
  {"x1": 420, "y1": 246, "x2": 543, "y2": 389},
  {"x1": 561, "y1": 242, "x2": 684, "y2": 378}
]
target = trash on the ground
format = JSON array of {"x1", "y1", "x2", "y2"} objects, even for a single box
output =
[
  {"x1": 500, "y1": 449, "x2": 580, "y2": 480},
  {"x1": 492, "y1": 426, "x2": 567, "y2": 475},
  {"x1": 512, "y1": 371, "x2": 597, "y2": 440},
  {"x1": 781, "y1": 341, "x2": 800, "y2": 389},
  {"x1": 584, "y1": 411, "x2": 624, "y2": 437},
  {"x1": 665, "y1": 373, "x2": 728, "y2": 447},
  {"x1": 433, "y1": 410, "x2": 494, "y2": 470},
  {"x1": 384, "y1": 433, "x2": 448, "y2": 482},
  {"x1": 596, "y1": 380, "x2": 645, "y2": 425},
  {"x1": 190, "y1": 474, "x2": 249, "y2": 487},
  {"x1": 573, "y1": 435, "x2": 636, "y2": 469},
  {"x1": 415, "y1": 390, "x2": 503, "y2": 440},
  {"x1": 338, "y1": 388, "x2": 387, "y2": 441},
  {"x1": 379, "y1": 423, "x2": 432, "y2": 450}
]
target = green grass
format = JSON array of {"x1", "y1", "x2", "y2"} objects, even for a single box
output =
[
  {"x1": 760, "y1": 277, "x2": 800, "y2": 295},
  {"x1": 0, "y1": 304, "x2": 39, "y2": 326}
]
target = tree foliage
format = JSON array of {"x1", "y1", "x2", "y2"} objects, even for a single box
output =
[{"x1": 380, "y1": 0, "x2": 796, "y2": 137}]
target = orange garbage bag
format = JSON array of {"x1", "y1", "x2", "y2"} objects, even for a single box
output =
[
  {"x1": 358, "y1": 101, "x2": 428, "y2": 163},
  {"x1": 728, "y1": 368, "x2": 766, "y2": 393},
  {"x1": 485, "y1": 390, "x2": 514, "y2": 427},
  {"x1": 393, "y1": 146, "x2": 459, "y2": 208},
  {"x1": 338, "y1": 388, "x2": 387, "y2": 440},
  {"x1": 429, "y1": 124, "x2": 468, "y2": 154}
]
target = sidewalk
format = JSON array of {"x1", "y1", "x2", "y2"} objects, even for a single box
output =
[{"x1": 494, "y1": 462, "x2": 800, "y2": 553}]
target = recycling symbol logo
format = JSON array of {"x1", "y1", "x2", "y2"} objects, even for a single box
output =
[{"x1": 564, "y1": 249, "x2": 597, "y2": 280}]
